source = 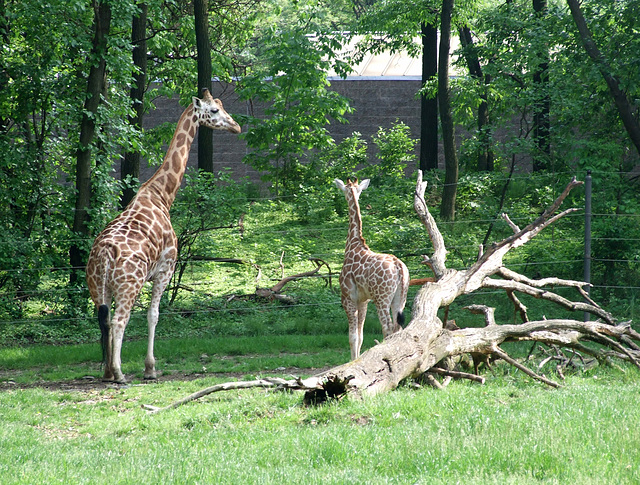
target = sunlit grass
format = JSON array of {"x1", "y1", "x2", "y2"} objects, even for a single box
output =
[
  {"x1": 1, "y1": 364, "x2": 639, "y2": 484},
  {"x1": 0, "y1": 333, "x2": 366, "y2": 384}
]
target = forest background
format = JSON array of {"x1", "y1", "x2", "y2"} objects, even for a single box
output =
[{"x1": 1, "y1": 0, "x2": 639, "y2": 346}]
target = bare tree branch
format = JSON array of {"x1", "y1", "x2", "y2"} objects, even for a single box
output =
[
  {"x1": 144, "y1": 377, "x2": 322, "y2": 413},
  {"x1": 491, "y1": 347, "x2": 561, "y2": 388}
]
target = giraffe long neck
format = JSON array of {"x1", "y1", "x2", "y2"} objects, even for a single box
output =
[
  {"x1": 136, "y1": 104, "x2": 198, "y2": 211},
  {"x1": 346, "y1": 191, "x2": 368, "y2": 251}
]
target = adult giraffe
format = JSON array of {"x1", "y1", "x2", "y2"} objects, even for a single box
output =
[
  {"x1": 334, "y1": 178, "x2": 410, "y2": 360},
  {"x1": 86, "y1": 89, "x2": 241, "y2": 383}
]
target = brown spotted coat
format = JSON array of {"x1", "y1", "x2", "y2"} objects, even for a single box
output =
[
  {"x1": 334, "y1": 178, "x2": 410, "y2": 360},
  {"x1": 86, "y1": 90, "x2": 241, "y2": 383}
]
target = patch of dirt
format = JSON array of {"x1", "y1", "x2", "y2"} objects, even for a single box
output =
[{"x1": 0, "y1": 367, "x2": 330, "y2": 393}]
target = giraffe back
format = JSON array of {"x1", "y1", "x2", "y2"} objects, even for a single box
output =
[
  {"x1": 86, "y1": 201, "x2": 177, "y2": 304},
  {"x1": 340, "y1": 247, "x2": 406, "y2": 299}
]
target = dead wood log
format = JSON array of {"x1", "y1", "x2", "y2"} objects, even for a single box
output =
[
  {"x1": 255, "y1": 257, "x2": 332, "y2": 303},
  {"x1": 226, "y1": 257, "x2": 333, "y2": 304},
  {"x1": 143, "y1": 376, "x2": 323, "y2": 413},
  {"x1": 299, "y1": 172, "x2": 639, "y2": 401},
  {"x1": 189, "y1": 256, "x2": 247, "y2": 264},
  {"x1": 427, "y1": 366, "x2": 485, "y2": 384}
]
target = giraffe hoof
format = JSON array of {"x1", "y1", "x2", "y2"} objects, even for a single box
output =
[
  {"x1": 111, "y1": 373, "x2": 127, "y2": 384},
  {"x1": 144, "y1": 368, "x2": 158, "y2": 380},
  {"x1": 103, "y1": 377, "x2": 127, "y2": 385}
]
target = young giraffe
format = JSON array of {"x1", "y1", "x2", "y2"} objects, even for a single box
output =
[
  {"x1": 334, "y1": 178, "x2": 410, "y2": 360},
  {"x1": 86, "y1": 89, "x2": 241, "y2": 383}
]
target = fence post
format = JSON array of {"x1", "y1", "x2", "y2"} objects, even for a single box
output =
[{"x1": 584, "y1": 170, "x2": 592, "y2": 322}]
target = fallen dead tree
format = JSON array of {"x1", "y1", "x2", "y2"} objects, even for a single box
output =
[
  {"x1": 297, "y1": 172, "x2": 639, "y2": 402},
  {"x1": 146, "y1": 172, "x2": 639, "y2": 412}
]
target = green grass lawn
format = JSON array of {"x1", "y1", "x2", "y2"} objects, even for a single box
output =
[
  {"x1": 1, "y1": 334, "x2": 639, "y2": 484},
  {"x1": 1, "y1": 178, "x2": 639, "y2": 483}
]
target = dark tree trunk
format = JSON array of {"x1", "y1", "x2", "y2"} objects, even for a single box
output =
[
  {"x1": 532, "y1": 0, "x2": 550, "y2": 171},
  {"x1": 194, "y1": 0, "x2": 214, "y2": 172},
  {"x1": 120, "y1": 3, "x2": 148, "y2": 209},
  {"x1": 0, "y1": 0, "x2": 9, "y2": 133},
  {"x1": 566, "y1": 0, "x2": 640, "y2": 157},
  {"x1": 459, "y1": 26, "x2": 493, "y2": 172},
  {"x1": 438, "y1": 0, "x2": 458, "y2": 221},
  {"x1": 420, "y1": 21, "x2": 439, "y2": 172},
  {"x1": 70, "y1": 0, "x2": 111, "y2": 284}
]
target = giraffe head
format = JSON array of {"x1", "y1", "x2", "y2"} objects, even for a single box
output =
[
  {"x1": 192, "y1": 89, "x2": 241, "y2": 134},
  {"x1": 334, "y1": 177, "x2": 370, "y2": 201}
]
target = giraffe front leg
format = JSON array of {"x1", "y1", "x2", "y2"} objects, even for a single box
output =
[
  {"x1": 145, "y1": 273, "x2": 172, "y2": 379},
  {"x1": 342, "y1": 298, "x2": 361, "y2": 361}
]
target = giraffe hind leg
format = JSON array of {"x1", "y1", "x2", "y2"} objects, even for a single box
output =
[
  {"x1": 107, "y1": 295, "x2": 138, "y2": 384},
  {"x1": 98, "y1": 305, "x2": 113, "y2": 380},
  {"x1": 356, "y1": 301, "x2": 368, "y2": 359},
  {"x1": 376, "y1": 304, "x2": 395, "y2": 338}
]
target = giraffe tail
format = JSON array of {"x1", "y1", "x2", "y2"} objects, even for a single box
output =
[
  {"x1": 98, "y1": 304, "x2": 109, "y2": 364},
  {"x1": 397, "y1": 310, "x2": 405, "y2": 330}
]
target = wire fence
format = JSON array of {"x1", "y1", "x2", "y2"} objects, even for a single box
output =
[{"x1": 1, "y1": 169, "x2": 639, "y2": 332}]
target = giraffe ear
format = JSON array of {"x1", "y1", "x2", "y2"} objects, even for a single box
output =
[
  {"x1": 334, "y1": 178, "x2": 346, "y2": 191},
  {"x1": 359, "y1": 179, "x2": 370, "y2": 191},
  {"x1": 193, "y1": 97, "x2": 202, "y2": 109}
]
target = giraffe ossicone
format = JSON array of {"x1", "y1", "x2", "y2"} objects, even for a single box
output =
[
  {"x1": 334, "y1": 177, "x2": 410, "y2": 361},
  {"x1": 86, "y1": 89, "x2": 241, "y2": 384}
]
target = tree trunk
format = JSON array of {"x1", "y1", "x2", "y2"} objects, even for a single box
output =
[
  {"x1": 420, "y1": 21, "x2": 438, "y2": 172},
  {"x1": 70, "y1": 0, "x2": 111, "y2": 284},
  {"x1": 438, "y1": 0, "x2": 458, "y2": 221},
  {"x1": 0, "y1": 0, "x2": 9, "y2": 133},
  {"x1": 566, "y1": 0, "x2": 640, "y2": 157},
  {"x1": 532, "y1": 0, "x2": 550, "y2": 171},
  {"x1": 194, "y1": 0, "x2": 214, "y2": 172},
  {"x1": 120, "y1": 2, "x2": 148, "y2": 209},
  {"x1": 459, "y1": 26, "x2": 493, "y2": 172}
]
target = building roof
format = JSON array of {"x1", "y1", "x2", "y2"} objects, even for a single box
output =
[{"x1": 326, "y1": 35, "x2": 461, "y2": 81}]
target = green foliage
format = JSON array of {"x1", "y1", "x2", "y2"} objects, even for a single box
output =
[
  {"x1": 0, "y1": 0, "x2": 258, "y2": 320},
  {"x1": 294, "y1": 132, "x2": 369, "y2": 224},
  {"x1": 236, "y1": 23, "x2": 353, "y2": 195},
  {"x1": 362, "y1": 121, "x2": 417, "y2": 185},
  {"x1": 168, "y1": 169, "x2": 252, "y2": 304},
  {"x1": 1, "y1": 0, "x2": 639, "y2": 342},
  {"x1": 0, "y1": 0, "x2": 92, "y2": 318},
  {"x1": 294, "y1": 122, "x2": 417, "y2": 225}
]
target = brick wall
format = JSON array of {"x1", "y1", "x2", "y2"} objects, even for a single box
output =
[{"x1": 138, "y1": 78, "x2": 433, "y2": 187}]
